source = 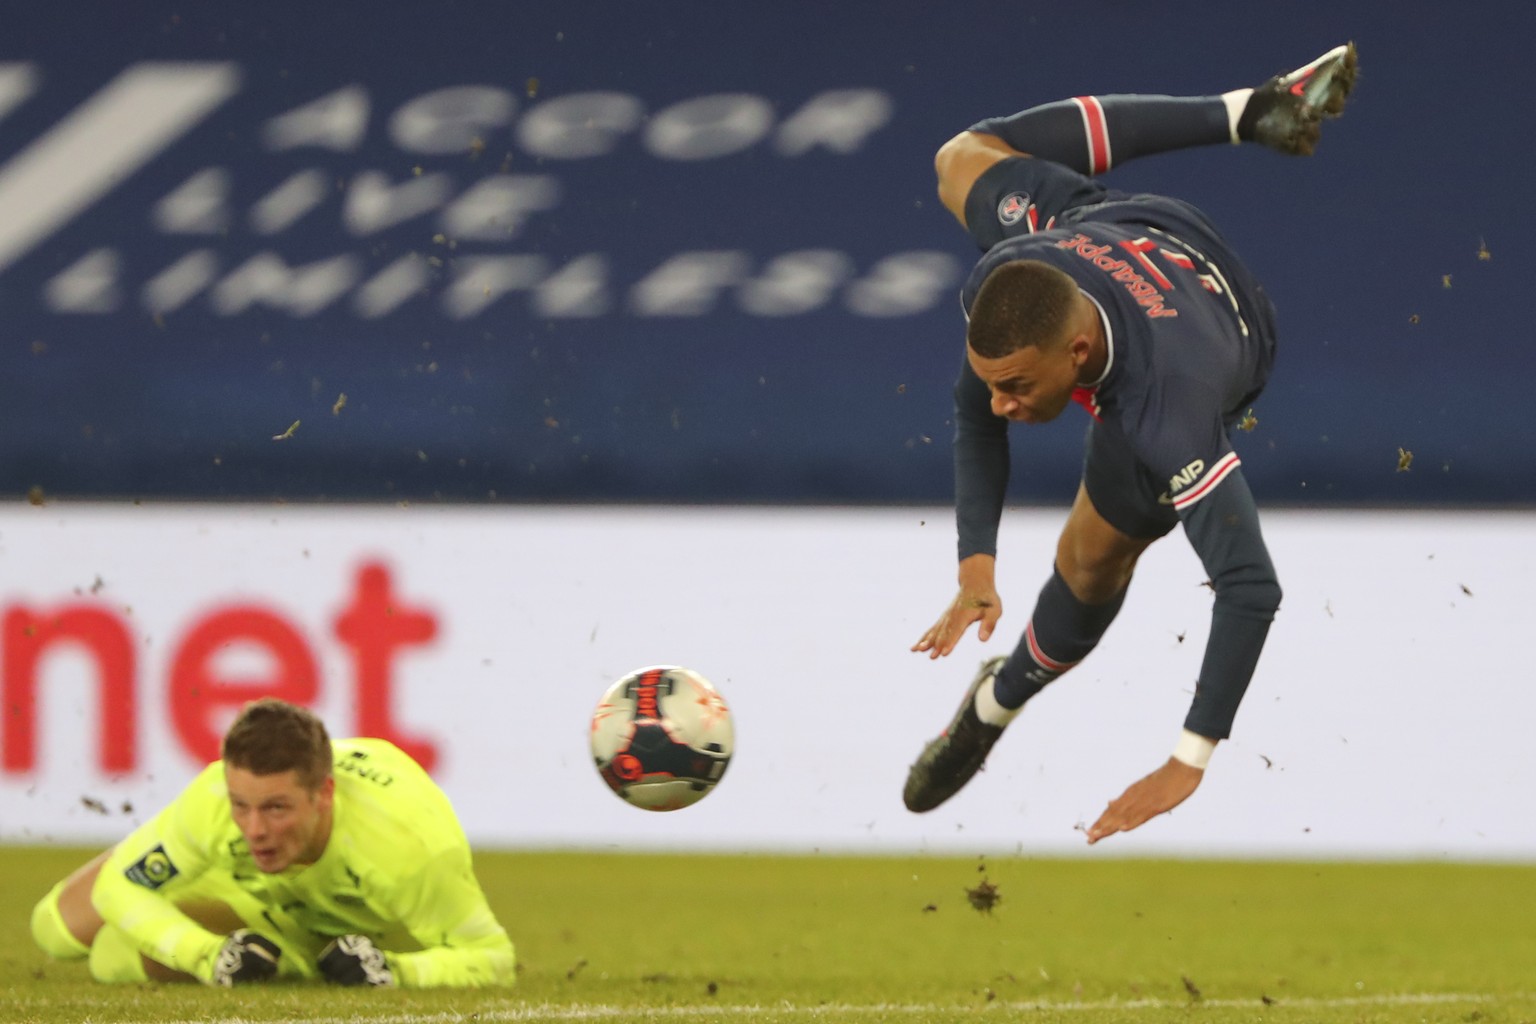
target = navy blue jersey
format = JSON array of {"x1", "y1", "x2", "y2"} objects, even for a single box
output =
[
  {"x1": 961, "y1": 157, "x2": 1277, "y2": 507},
  {"x1": 952, "y1": 155, "x2": 1283, "y2": 740}
]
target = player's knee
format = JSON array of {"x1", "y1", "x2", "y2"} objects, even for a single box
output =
[
  {"x1": 935, "y1": 131, "x2": 997, "y2": 220},
  {"x1": 30, "y1": 883, "x2": 91, "y2": 961},
  {"x1": 1057, "y1": 548, "x2": 1138, "y2": 604},
  {"x1": 87, "y1": 926, "x2": 151, "y2": 984},
  {"x1": 935, "y1": 135, "x2": 966, "y2": 211}
]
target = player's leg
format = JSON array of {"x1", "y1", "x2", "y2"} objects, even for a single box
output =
[
  {"x1": 1240, "y1": 42, "x2": 1359, "y2": 156},
  {"x1": 986, "y1": 483, "x2": 1157, "y2": 710},
  {"x1": 87, "y1": 923, "x2": 156, "y2": 983},
  {"x1": 30, "y1": 849, "x2": 112, "y2": 959},
  {"x1": 31, "y1": 850, "x2": 249, "y2": 981},
  {"x1": 971, "y1": 42, "x2": 1357, "y2": 169},
  {"x1": 937, "y1": 43, "x2": 1358, "y2": 222},
  {"x1": 904, "y1": 430, "x2": 1174, "y2": 813}
]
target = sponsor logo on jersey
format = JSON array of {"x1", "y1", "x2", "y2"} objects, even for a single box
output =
[
  {"x1": 124, "y1": 843, "x2": 180, "y2": 890},
  {"x1": 1167, "y1": 459, "x2": 1206, "y2": 495},
  {"x1": 1163, "y1": 452, "x2": 1242, "y2": 511}
]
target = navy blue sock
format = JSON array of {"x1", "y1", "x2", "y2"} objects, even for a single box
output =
[
  {"x1": 970, "y1": 94, "x2": 1237, "y2": 176},
  {"x1": 993, "y1": 568, "x2": 1127, "y2": 708}
]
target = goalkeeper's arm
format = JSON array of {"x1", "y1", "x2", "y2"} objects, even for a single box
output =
[
  {"x1": 380, "y1": 849, "x2": 515, "y2": 988},
  {"x1": 89, "y1": 771, "x2": 237, "y2": 983}
]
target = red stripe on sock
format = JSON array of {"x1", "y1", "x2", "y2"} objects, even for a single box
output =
[
  {"x1": 1025, "y1": 621, "x2": 1076, "y2": 673},
  {"x1": 1074, "y1": 96, "x2": 1111, "y2": 174}
]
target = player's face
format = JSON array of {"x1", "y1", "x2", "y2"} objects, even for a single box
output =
[
  {"x1": 967, "y1": 338, "x2": 1082, "y2": 424},
  {"x1": 226, "y1": 767, "x2": 335, "y2": 873}
]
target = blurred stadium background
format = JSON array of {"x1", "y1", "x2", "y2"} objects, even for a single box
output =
[
  {"x1": 2, "y1": 3, "x2": 1536, "y2": 1016},
  {"x1": 3, "y1": 4, "x2": 1536, "y2": 1019},
  {"x1": 2, "y1": 2, "x2": 1530, "y2": 508}
]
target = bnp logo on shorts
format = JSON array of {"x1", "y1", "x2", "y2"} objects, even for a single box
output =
[{"x1": 1168, "y1": 459, "x2": 1206, "y2": 494}]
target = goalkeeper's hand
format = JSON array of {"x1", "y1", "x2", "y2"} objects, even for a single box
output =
[
  {"x1": 319, "y1": 934, "x2": 396, "y2": 986},
  {"x1": 209, "y1": 928, "x2": 281, "y2": 986}
]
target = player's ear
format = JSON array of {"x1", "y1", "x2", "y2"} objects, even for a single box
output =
[{"x1": 1067, "y1": 331, "x2": 1093, "y2": 367}]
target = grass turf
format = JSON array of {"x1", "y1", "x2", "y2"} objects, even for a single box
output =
[{"x1": 3, "y1": 846, "x2": 1534, "y2": 1023}]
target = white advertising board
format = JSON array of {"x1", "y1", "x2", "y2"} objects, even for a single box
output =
[{"x1": 0, "y1": 503, "x2": 1530, "y2": 860}]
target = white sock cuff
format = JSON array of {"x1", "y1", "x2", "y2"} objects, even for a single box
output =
[
  {"x1": 1220, "y1": 88, "x2": 1254, "y2": 143},
  {"x1": 974, "y1": 675, "x2": 1023, "y2": 727}
]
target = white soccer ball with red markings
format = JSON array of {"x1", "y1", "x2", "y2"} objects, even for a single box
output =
[{"x1": 590, "y1": 665, "x2": 734, "y2": 811}]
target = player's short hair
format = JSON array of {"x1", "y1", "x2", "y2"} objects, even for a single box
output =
[
  {"x1": 222, "y1": 698, "x2": 333, "y2": 792},
  {"x1": 966, "y1": 259, "x2": 1079, "y2": 358}
]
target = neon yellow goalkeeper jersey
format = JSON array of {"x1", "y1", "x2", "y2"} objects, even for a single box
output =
[{"x1": 91, "y1": 738, "x2": 515, "y2": 987}]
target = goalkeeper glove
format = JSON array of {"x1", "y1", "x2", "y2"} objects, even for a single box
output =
[
  {"x1": 210, "y1": 929, "x2": 281, "y2": 986},
  {"x1": 319, "y1": 934, "x2": 395, "y2": 986}
]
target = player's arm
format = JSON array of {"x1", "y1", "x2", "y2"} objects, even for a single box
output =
[
  {"x1": 1170, "y1": 463, "x2": 1282, "y2": 741},
  {"x1": 373, "y1": 848, "x2": 516, "y2": 988},
  {"x1": 1087, "y1": 460, "x2": 1280, "y2": 843},
  {"x1": 914, "y1": 354, "x2": 1010, "y2": 657},
  {"x1": 89, "y1": 770, "x2": 238, "y2": 981}
]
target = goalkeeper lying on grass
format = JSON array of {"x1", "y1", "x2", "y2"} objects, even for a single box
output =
[{"x1": 29, "y1": 698, "x2": 515, "y2": 988}]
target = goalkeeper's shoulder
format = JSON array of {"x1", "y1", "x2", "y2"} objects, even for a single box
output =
[{"x1": 331, "y1": 738, "x2": 469, "y2": 859}]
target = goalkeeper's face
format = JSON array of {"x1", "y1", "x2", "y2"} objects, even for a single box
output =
[{"x1": 226, "y1": 766, "x2": 336, "y2": 873}]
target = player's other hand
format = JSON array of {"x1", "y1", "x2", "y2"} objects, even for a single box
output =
[
  {"x1": 210, "y1": 928, "x2": 281, "y2": 986},
  {"x1": 1085, "y1": 758, "x2": 1204, "y2": 844},
  {"x1": 319, "y1": 934, "x2": 396, "y2": 987},
  {"x1": 912, "y1": 554, "x2": 1002, "y2": 659}
]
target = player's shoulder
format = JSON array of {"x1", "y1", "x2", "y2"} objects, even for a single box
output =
[
  {"x1": 178, "y1": 759, "x2": 235, "y2": 815},
  {"x1": 331, "y1": 739, "x2": 464, "y2": 848},
  {"x1": 333, "y1": 736, "x2": 429, "y2": 773}
]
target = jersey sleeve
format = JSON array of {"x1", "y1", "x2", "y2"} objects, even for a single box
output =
[
  {"x1": 1176, "y1": 471, "x2": 1282, "y2": 739},
  {"x1": 376, "y1": 847, "x2": 516, "y2": 988},
  {"x1": 89, "y1": 765, "x2": 230, "y2": 981},
  {"x1": 961, "y1": 156, "x2": 1109, "y2": 251},
  {"x1": 1133, "y1": 376, "x2": 1282, "y2": 740}
]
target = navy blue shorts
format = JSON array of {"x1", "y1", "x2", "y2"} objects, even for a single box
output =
[{"x1": 1082, "y1": 421, "x2": 1181, "y2": 540}]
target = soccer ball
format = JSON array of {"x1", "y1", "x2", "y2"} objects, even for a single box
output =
[{"x1": 590, "y1": 665, "x2": 734, "y2": 811}]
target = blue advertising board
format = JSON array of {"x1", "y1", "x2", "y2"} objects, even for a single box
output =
[{"x1": 1, "y1": 2, "x2": 1531, "y2": 505}]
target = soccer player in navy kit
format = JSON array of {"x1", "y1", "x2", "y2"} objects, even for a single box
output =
[{"x1": 903, "y1": 45, "x2": 1358, "y2": 842}]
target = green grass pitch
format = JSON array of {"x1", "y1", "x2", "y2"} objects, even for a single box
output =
[{"x1": 3, "y1": 846, "x2": 1535, "y2": 1023}]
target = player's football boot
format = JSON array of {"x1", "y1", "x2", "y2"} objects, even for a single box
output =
[
  {"x1": 1241, "y1": 42, "x2": 1358, "y2": 155},
  {"x1": 903, "y1": 655, "x2": 1009, "y2": 812}
]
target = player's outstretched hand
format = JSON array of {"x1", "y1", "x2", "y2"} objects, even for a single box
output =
[
  {"x1": 912, "y1": 555, "x2": 1002, "y2": 659},
  {"x1": 1085, "y1": 758, "x2": 1203, "y2": 844},
  {"x1": 319, "y1": 934, "x2": 396, "y2": 987},
  {"x1": 911, "y1": 584, "x2": 1002, "y2": 658},
  {"x1": 210, "y1": 928, "x2": 281, "y2": 986}
]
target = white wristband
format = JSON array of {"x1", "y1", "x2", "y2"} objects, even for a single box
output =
[{"x1": 1172, "y1": 729, "x2": 1216, "y2": 770}]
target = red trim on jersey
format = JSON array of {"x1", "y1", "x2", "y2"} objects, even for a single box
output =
[
  {"x1": 1161, "y1": 249, "x2": 1195, "y2": 270},
  {"x1": 1025, "y1": 621, "x2": 1076, "y2": 673},
  {"x1": 1071, "y1": 385, "x2": 1102, "y2": 421},
  {"x1": 1172, "y1": 452, "x2": 1242, "y2": 511},
  {"x1": 1073, "y1": 96, "x2": 1111, "y2": 174},
  {"x1": 1119, "y1": 237, "x2": 1176, "y2": 290}
]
